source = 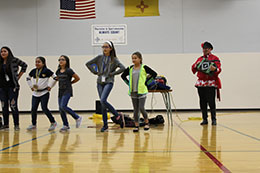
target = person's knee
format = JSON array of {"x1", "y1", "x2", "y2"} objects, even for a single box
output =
[
  {"x1": 1, "y1": 101, "x2": 5, "y2": 109},
  {"x1": 41, "y1": 106, "x2": 49, "y2": 112},
  {"x1": 9, "y1": 99, "x2": 17, "y2": 110},
  {"x1": 59, "y1": 105, "x2": 67, "y2": 112},
  {"x1": 100, "y1": 98, "x2": 108, "y2": 106},
  {"x1": 31, "y1": 107, "x2": 37, "y2": 112}
]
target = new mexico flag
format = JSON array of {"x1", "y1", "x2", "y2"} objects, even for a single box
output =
[{"x1": 125, "y1": 0, "x2": 160, "y2": 17}]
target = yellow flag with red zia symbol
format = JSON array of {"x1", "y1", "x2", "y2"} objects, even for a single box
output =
[{"x1": 125, "y1": 0, "x2": 160, "y2": 17}]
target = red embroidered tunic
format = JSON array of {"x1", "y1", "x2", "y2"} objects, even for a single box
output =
[{"x1": 192, "y1": 54, "x2": 222, "y2": 100}]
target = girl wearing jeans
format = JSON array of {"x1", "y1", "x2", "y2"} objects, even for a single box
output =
[
  {"x1": 0, "y1": 46, "x2": 27, "y2": 131},
  {"x1": 86, "y1": 41, "x2": 125, "y2": 132},
  {"x1": 26, "y1": 56, "x2": 57, "y2": 131},
  {"x1": 56, "y1": 55, "x2": 82, "y2": 132},
  {"x1": 121, "y1": 52, "x2": 157, "y2": 132}
]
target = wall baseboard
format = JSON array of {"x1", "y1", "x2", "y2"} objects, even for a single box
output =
[{"x1": 3, "y1": 108, "x2": 259, "y2": 114}]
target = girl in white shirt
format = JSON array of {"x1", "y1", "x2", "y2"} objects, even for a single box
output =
[{"x1": 26, "y1": 56, "x2": 57, "y2": 131}]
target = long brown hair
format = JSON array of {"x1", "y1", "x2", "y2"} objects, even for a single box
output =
[
  {"x1": 0, "y1": 46, "x2": 14, "y2": 72},
  {"x1": 105, "y1": 41, "x2": 117, "y2": 62}
]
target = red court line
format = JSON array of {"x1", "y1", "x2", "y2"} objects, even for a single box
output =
[{"x1": 174, "y1": 121, "x2": 231, "y2": 173}]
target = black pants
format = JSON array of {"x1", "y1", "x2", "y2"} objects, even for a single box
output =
[
  {"x1": 0, "y1": 87, "x2": 19, "y2": 126},
  {"x1": 197, "y1": 87, "x2": 216, "y2": 121},
  {"x1": 31, "y1": 92, "x2": 55, "y2": 125}
]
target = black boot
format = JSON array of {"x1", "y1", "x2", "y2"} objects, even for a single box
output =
[
  {"x1": 200, "y1": 120, "x2": 208, "y2": 125},
  {"x1": 211, "y1": 109, "x2": 217, "y2": 125}
]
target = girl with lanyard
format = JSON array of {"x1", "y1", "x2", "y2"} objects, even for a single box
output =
[
  {"x1": 86, "y1": 41, "x2": 125, "y2": 132},
  {"x1": 26, "y1": 56, "x2": 57, "y2": 131},
  {"x1": 56, "y1": 55, "x2": 82, "y2": 132},
  {"x1": 121, "y1": 52, "x2": 157, "y2": 132},
  {"x1": 0, "y1": 46, "x2": 27, "y2": 131}
]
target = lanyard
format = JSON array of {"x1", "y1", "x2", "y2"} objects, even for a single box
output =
[
  {"x1": 35, "y1": 68, "x2": 42, "y2": 84},
  {"x1": 102, "y1": 56, "x2": 110, "y2": 72}
]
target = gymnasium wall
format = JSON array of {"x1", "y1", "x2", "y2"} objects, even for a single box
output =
[{"x1": 0, "y1": 0, "x2": 260, "y2": 111}]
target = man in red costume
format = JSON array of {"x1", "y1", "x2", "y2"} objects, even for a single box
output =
[{"x1": 192, "y1": 42, "x2": 222, "y2": 125}]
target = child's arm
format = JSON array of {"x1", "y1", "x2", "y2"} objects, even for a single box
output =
[
  {"x1": 144, "y1": 65, "x2": 157, "y2": 79},
  {"x1": 26, "y1": 70, "x2": 34, "y2": 91},
  {"x1": 48, "y1": 73, "x2": 57, "y2": 91},
  {"x1": 121, "y1": 67, "x2": 130, "y2": 85},
  {"x1": 110, "y1": 59, "x2": 125, "y2": 76},
  {"x1": 16, "y1": 58, "x2": 27, "y2": 80},
  {"x1": 71, "y1": 73, "x2": 80, "y2": 84},
  {"x1": 86, "y1": 56, "x2": 99, "y2": 75}
]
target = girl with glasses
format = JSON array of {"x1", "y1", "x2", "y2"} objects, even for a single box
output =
[
  {"x1": 86, "y1": 41, "x2": 125, "y2": 132},
  {"x1": 56, "y1": 55, "x2": 82, "y2": 132}
]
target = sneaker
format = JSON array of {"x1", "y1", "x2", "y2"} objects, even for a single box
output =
[
  {"x1": 0, "y1": 125, "x2": 9, "y2": 131},
  {"x1": 200, "y1": 120, "x2": 208, "y2": 125},
  {"x1": 48, "y1": 122, "x2": 57, "y2": 131},
  {"x1": 76, "y1": 116, "x2": 82, "y2": 128},
  {"x1": 133, "y1": 126, "x2": 139, "y2": 133},
  {"x1": 100, "y1": 126, "x2": 108, "y2": 132},
  {"x1": 27, "y1": 125, "x2": 37, "y2": 131},
  {"x1": 59, "y1": 126, "x2": 70, "y2": 132},
  {"x1": 14, "y1": 125, "x2": 20, "y2": 131},
  {"x1": 144, "y1": 124, "x2": 150, "y2": 131}
]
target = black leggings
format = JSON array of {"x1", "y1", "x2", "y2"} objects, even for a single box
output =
[{"x1": 197, "y1": 87, "x2": 216, "y2": 121}]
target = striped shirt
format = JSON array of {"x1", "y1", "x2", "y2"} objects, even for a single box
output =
[{"x1": 26, "y1": 67, "x2": 56, "y2": 97}]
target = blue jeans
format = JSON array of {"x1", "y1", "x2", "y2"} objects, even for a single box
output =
[
  {"x1": 97, "y1": 83, "x2": 119, "y2": 127},
  {"x1": 31, "y1": 92, "x2": 55, "y2": 125},
  {"x1": 0, "y1": 87, "x2": 19, "y2": 126},
  {"x1": 58, "y1": 93, "x2": 79, "y2": 126}
]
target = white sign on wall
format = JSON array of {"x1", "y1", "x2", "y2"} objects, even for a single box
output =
[{"x1": 92, "y1": 24, "x2": 127, "y2": 46}]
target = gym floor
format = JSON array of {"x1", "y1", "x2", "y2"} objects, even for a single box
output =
[{"x1": 0, "y1": 111, "x2": 259, "y2": 172}]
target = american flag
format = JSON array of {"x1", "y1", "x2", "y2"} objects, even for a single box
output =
[{"x1": 60, "y1": 0, "x2": 96, "y2": 20}]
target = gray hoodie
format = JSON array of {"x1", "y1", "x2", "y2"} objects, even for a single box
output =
[{"x1": 86, "y1": 55, "x2": 125, "y2": 84}]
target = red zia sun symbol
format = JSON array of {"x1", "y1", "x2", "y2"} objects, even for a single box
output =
[{"x1": 136, "y1": 0, "x2": 149, "y2": 13}]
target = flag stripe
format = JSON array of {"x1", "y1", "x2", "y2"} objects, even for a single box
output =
[
  {"x1": 60, "y1": 11, "x2": 96, "y2": 16},
  {"x1": 60, "y1": 0, "x2": 96, "y2": 20},
  {"x1": 76, "y1": 0, "x2": 94, "y2": 2},
  {"x1": 60, "y1": 8, "x2": 95, "y2": 14},
  {"x1": 76, "y1": 1, "x2": 95, "y2": 5},
  {"x1": 76, "y1": 2, "x2": 95, "y2": 7},
  {"x1": 60, "y1": 16, "x2": 96, "y2": 20}
]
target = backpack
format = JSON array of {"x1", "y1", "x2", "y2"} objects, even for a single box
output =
[{"x1": 146, "y1": 75, "x2": 171, "y2": 90}]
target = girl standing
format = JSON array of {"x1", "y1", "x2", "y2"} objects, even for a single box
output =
[
  {"x1": 26, "y1": 56, "x2": 57, "y2": 131},
  {"x1": 56, "y1": 55, "x2": 82, "y2": 132},
  {"x1": 191, "y1": 42, "x2": 222, "y2": 126},
  {"x1": 121, "y1": 52, "x2": 157, "y2": 132},
  {"x1": 0, "y1": 46, "x2": 27, "y2": 131},
  {"x1": 86, "y1": 41, "x2": 125, "y2": 132}
]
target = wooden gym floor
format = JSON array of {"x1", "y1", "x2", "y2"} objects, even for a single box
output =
[{"x1": 0, "y1": 111, "x2": 259, "y2": 172}]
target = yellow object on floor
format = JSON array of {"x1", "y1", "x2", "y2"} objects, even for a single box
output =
[
  {"x1": 188, "y1": 117, "x2": 203, "y2": 120},
  {"x1": 89, "y1": 113, "x2": 111, "y2": 119}
]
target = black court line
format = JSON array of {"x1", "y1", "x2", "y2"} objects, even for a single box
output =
[
  {"x1": 0, "y1": 131, "x2": 56, "y2": 152},
  {"x1": 219, "y1": 124, "x2": 260, "y2": 142}
]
